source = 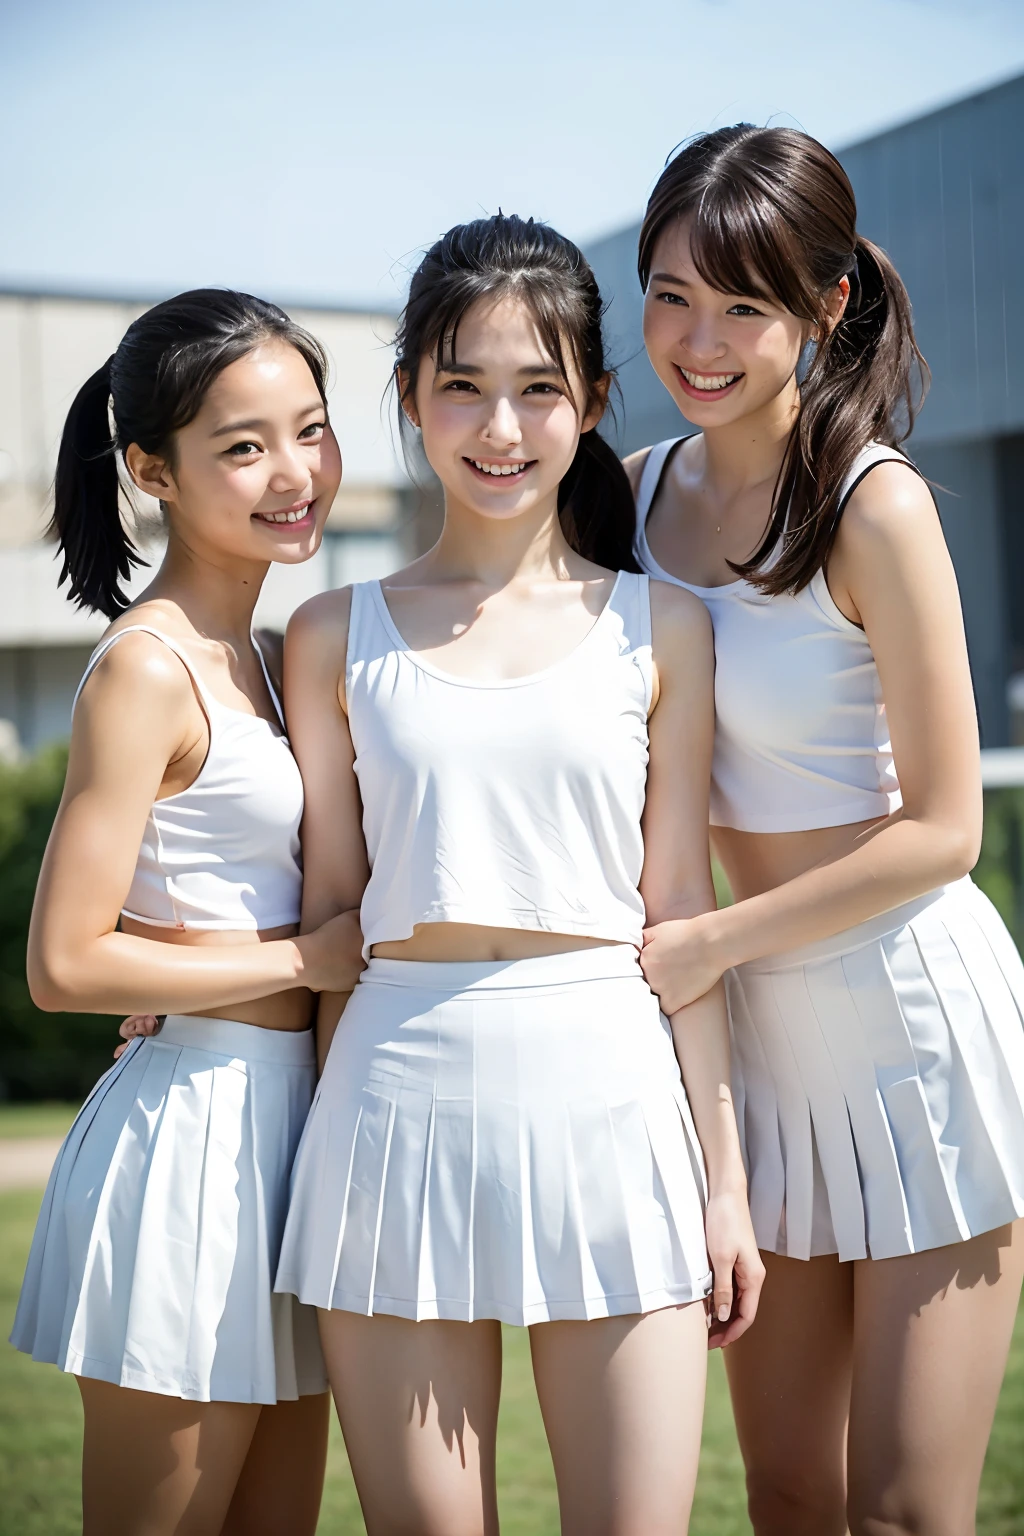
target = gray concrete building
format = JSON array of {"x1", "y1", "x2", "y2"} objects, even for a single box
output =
[{"x1": 587, "y1": 71, "x2": 1024, "y2": 747}]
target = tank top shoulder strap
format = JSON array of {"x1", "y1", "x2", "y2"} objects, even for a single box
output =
[
  {"x1": 836, "y1": 442, "x2": 920, "y2": 517},
  {"x1": 250, "y1": 635, "x2": 285, "y2": 730},
  {"x1": 72, "y1": 625, "x2": 217, "y2": 717},
  {"x1": 601, "y1": 570, "x2": 653, "y2": 710},
  {"x1": 635, "y1": 436, "x2": 691, "y2": 525},
  {"x1": 345, "y1": 580, "x2": 393, "y2": 684}
]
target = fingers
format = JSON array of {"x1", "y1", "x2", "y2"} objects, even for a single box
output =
[
  {"x1": 113, "y1": 1042, "x2": 129, "y2": 1060},
  {"x1": 709, "y1": 1252, "x2": 735, "y2": 1333},
  {"x1": 708, "y1": 1251, "x2": 766, "y2": 1349},
  {"x1": 118, "y1": 1014, "x2": 160, "y2": 1040}
]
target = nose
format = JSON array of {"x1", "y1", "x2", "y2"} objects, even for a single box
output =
[
  {"x1": 481, "y1": 394, "x2": 523, "y2": 449},
  {"x1": 266, "y1": 439, "x2": 311, "y2": 496},
  {"x1": 680, "y1": 313, "x2": 728, "y2": 367}
]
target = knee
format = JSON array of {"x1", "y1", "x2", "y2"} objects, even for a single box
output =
[
  {"x1": 746, "y1": 1465, "x2": 848, "y2": 1536},
  {"x1": 846, "y1": 1494, "x2": 970, "y2": 1536}
]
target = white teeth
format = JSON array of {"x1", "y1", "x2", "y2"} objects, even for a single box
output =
[
  {"x1": 472, "y1": 460, "x2": 527, "y2": 476},
  {"x1": 259, "y1": 507, "x2": 307, "y2": 523},
  {"x1": 680, "y1": 368, "x2": 740, "y2": 391}
]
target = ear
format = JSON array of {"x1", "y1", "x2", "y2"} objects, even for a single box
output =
[
  {"x1": 819, "y1": 273, "x2": 851, "y2": 339},
  {"x1": 124, "y1": 443, "x2": 177, "y2": 503},
  {"x1": 396, "y1": 368, "x2": 421, "y2": 430},
  {"x1": 581, "y1": 373, "x2": 612, "y2": 435}
]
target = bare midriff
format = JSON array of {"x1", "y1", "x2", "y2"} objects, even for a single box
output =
[
  {"x1": 118, "y1": 916, "x2": 313, "y2": 1030},
  {"x1": 371, "y1": 923, "x2": 621, "y2": 964},
  {"x1": 712, "y1": 814, "x2": 891, "y2": 905}
]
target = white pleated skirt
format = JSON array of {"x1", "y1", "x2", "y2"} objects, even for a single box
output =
[
  {"x1": 728, "y1": 876, "x2": 1024, "y2": 1262},
  {"x1": 10, "y1": 1015, "x2": 327, "y2": 1403},
  {"x1": 276, "y1": 946, "x2": 711, "y2": 1325}
]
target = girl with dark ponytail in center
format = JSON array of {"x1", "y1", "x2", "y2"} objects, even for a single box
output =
[
  {"x1": 632, "y1": 126, "x2": 1024, "y2": 1534},
  {"x1": 275, "y1": 213, "x2": 764, "y2": 1532}
]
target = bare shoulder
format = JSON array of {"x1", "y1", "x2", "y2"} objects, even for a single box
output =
[
  {"x1": 837, "y1": 458, "x2": 941, "y2": 561},
  {"x1": 649, "y1": 575, "x2": 713, "y2": 643},
  {"x1": 287, "y1": 584, "x2": 353, "y2": 651},
  {"x1": 77, "y1": 627, "x2": 195, "y2": 716},
  {"x1": 622, "y1": 446, "x2": 654, "y2": 497}
]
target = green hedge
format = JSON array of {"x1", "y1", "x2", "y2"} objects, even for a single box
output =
[
  {"x1": 0, "y1": 745, "x2": 118, "y2": 1101},
  {"x1": 975, "y1": 788, "x2": 1024, "y2": 952},
  {"x1": 0, "y1": 747, "x2": 1022, "y2": 1101}
]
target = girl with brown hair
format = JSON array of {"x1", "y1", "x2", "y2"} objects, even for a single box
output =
[{"x1": 630, "y1": 125, "x2": 1024, "y2": 1535}]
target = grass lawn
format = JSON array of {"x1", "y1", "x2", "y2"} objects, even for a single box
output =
[
  {"x1": 0, "y1": 1102, "x2": 78, "y2": 1140},
  {"x1": 1, "y1": 1169, "x2": 1022, "y2": 1534}
]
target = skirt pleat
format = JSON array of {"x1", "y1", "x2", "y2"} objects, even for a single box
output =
[
  {"x1": 730, "y1": 878, "x2": 1024, "y2": 1261},
  {"x1": 276, "y1": 948, "x2": 711, "y2": 1325},
  {"x1": 11, "y1": 1016, "x2": 326, "y2": 1402}
]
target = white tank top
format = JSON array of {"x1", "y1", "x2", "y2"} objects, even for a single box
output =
[
  {"x1": 347, "y1": 573, "x2": 653, "y2": 958},
  {"x1": 73, "y1": 626, "x2": 303, "y2": 930},
  {"x1": 635, "y1": 439, "x2": 909, "y2": 833}
]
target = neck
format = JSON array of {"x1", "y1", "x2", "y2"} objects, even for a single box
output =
[
  {"x1": 698, "y1": 377, "x2": 800, "y2": 495},
  {"x1": 144, "y1": 529, "x2": 270, "y2": 643},
  {"x1": 424, "y1": 491, "x2": 581, "y2": 587}
]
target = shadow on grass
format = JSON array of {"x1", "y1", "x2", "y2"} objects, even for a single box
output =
[{"x1": 1, "y1": 1184, "x2": 1022, "y2": 1535}]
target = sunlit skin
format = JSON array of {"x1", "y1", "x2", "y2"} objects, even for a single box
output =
[
  {"x1": 628, "y1": 213, "x2": 1024, "y2": 1536},
  {"x1": 282, "y1": 288, "x2": 763, "y2": 1534},
  {"x1": 26, "y1": 336, "x2": 363, "y2": 1535}
]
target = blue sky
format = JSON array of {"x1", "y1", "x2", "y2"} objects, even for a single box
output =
[{"x1": 3, "y1": 0, "x2": 1024, "y2": 310}]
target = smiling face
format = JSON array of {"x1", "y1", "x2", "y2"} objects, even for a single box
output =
[
  {"x1": 642, "y1": 215, "x2": 812, "y2": 429},
  {"x1": 404, "y1": 293, "x2": 603, "y2": 525},
  {"x1": 125, "y1": 339, "x2": 341, "y2": 565}
]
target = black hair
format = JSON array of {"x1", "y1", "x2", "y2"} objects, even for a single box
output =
[
  {"x1": 638, "y1": 125, "x2": 928, "y2": 594},
  {"x1": 52, "y1": 288, "x2": 329, "y2": 618},
  {"x1": 394, "y1": 213, "x2": 639, "y2": 573}
]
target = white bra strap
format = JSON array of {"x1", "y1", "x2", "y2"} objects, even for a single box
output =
[{"x1": 72, "y1": 625, "x2": 216, "y2": 717}]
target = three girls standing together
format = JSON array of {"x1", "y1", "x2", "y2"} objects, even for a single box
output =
[{"x1": 10, "y1": 124, "x2": 1024, "y2": 1536}]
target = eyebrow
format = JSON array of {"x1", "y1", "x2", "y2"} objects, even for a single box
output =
[
  {"x1": 210, "y1": 402, "x2": 325, "y2": 437},
  {"x1": 649, "y1": 271, "x2": 690, "y2": 287},
  {"x1": 436, "y1": 362, "x2": 562, "y2": 378}
]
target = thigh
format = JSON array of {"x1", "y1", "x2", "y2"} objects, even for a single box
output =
[
  {"x1": 221, "y1": 1392, "x2": 331, "y2": 1536},
  {"x1": 77, "y1": 1378, "x2": 260, "y2": 1536},
  {"x1": 318, "y1": 1309, "x2": 502, "y2": 1536},
  {"x1": 848, "y1": 1220, "x2": 1024, "y2": 1536},
  {"x1": 529, "y1": 1302, "x2": 708, "y2": 1536},
  {"x1": 723, "y1": 1250, "x2": 853, "y2": 1536}
]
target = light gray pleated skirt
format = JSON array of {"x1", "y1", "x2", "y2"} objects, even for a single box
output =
[
  {"x1": 276, "y1": 946, "x2": 712, "y2": 1325},
  {"x1": 10, "y1": 1015, "x2": 327, "y2": 1403},
  {"x1": 728, "y1": 876, "x2": 1024, "y2": 1262}
]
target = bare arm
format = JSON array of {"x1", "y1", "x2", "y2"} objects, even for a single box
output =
[
  {"x1": 645, "y1": 463, "x2": 982, "y2": 1008},
  {"x1": 28, "y1": 633, "x2": 358, "y2": 1015},
  {"x1": 283, "y1": 590, "x2": 370, "y2": 1070},
  {"x1": 641, "y1": 581, "x2": 763, "y2": 1345}
]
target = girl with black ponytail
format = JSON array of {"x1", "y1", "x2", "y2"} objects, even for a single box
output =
[
  {"x1": 273, "y1": 212, "x2": 763, "y2": 1531},
  {"x1": 11, "y1": 289, "x2": 364, "y2": 1535},
  {"x1": 632, "y1": 126, "x2": 1024, "y2": 1533}
]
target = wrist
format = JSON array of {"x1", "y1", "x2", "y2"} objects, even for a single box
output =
[
  {"x1": 289, "y1": 933, "x2": 315, "y2": 987},
  {"x1": 704, "y1": 905, "x2": 740, "y2": 974}
]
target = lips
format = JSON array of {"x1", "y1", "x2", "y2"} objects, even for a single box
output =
[
  {"x1": 464, "y1": 457, "x2": 536, "y2": 482},
  {"x1": 673, "y1": 365, "x2": 743, "y2": 402},
  {"x1": 252, "y1": 499, "x2": 315, "y2": 527}
]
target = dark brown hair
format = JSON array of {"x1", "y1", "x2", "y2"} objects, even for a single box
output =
[
  {"x1": 395, "y1": 213, "x2": 639, "y2": 573},
  {"x1": 53, "y1": 289, "x2": 329, "y2": 618},
  {"x1": 638, "y1": 125, "x2": 928, "y2": 594}
]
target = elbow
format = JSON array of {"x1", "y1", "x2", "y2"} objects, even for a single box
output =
[
  {"x1": 28, "y1": 976, "x2": 65, "y2": 1014},
  {"x1": 27, "y1": 953, "x2": 80, "y2": 1013},
  {"x1": 934, "y1": 822, "x2": 981, "y2": 884}
]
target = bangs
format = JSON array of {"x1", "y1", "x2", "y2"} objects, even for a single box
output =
[
  {"x1": 426, "y1": 274, "x2": 585, "y2": 397},
  {"x1": 686, "y1": 179, "x2": 811, "y2": 317}
]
